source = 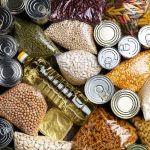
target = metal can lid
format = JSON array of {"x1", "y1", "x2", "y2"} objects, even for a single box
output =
[
  {"x1": 0, "y1": 118, "x2": 14, "y2": 149},
  {"x1": 94, "y1": 20, "x2": 122, "y2": 47},
  {"x1": 0, "y1": 35, "x2": 18, "y2": 59},
  {"x1": 118, "y1": 36, "x2": 141, "y2": 59},
  {"x1": 25, "y1": 0, "x2": 50, "y2": 20},
  {"x1": 0, "y1": 59, "x2": 22, "y2": 87},
  {"x1": 0, "y1": 7, "x2": 13, "y2": 35},
  {"x1": 1, "y1": 0, "x2": 25, "y2": 15},
  {"x1": 84, "y1": 75, "x2": 115, "y2": 104},
  {"x1": 138, "y1": 25, "x2": 150, "y2": 48},
  {"x1": 98, "y1": 47, "x2": 121, "y2": 70},
  {"x1": 127, "y1": 144, "x2": 148, "y2": 150},
  {"x1": 111, "y1": 89, "x2": 140, "y2": 119}
]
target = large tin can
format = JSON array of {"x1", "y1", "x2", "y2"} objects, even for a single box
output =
[
  {"x1": 0, "y1": 118, "x2": 13, "y2": 149},
  {"x1": 118, "y1": 36, "x2": 141, "y2": 59},
  {"x1": 1, "y1": 0, "x2": 25, "y2": 15},
  {"x1": 111, "y1": 89, "x2": 140, "y2": 119},
  {"x1": 84, "y1": 75, "x2": 115, "y2": 105},
  {"x1": 127, "y1": 144, "x2": 148, "y2": 150},
  {"x1": 0, "y1": 35, "x2": 18, "y2": 59},
  {"x1": 98, "y1": 47, "x2": 121, "y2": 70},
  {"x1": 0, "y1": 7, "x2": 13, "y2": 35},
  {"x1": 0, "y1": 59, "x2": 22, "y2": 87},
  {"x1": 138, "y1": 25, "x2": 150, "y2": 49},
  {"x1": 25, "y1": 0, "x2": 50, "y2": 25},
  {"x1": 94, "y1": 20, "x2": 122, "y2": 47}
]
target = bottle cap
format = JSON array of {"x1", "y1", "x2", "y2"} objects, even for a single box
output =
[{"x1": 17, "y1": 51, "x2": 28, "y2": 63}]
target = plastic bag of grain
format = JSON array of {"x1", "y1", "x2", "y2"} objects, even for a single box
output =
[
  {"x1": 45, "y1": 20, "x2": 97, "y2": 54},
  {"x1": 73, "y1": 107, "x2": 137, "y2": 150},
  {"x1": 0, "y1": 83, "x2": 47, "y2": 135},
  {"x1": 14, "y1": 132, "x2": 72, "y2": 150},
  {"x1": 56, "y1": 50, "x2": 101, "y2": 85}
]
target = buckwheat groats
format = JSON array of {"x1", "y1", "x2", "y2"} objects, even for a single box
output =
[
  {"x1": 73, "y1": 107, "x2": 137, "y2": 150},
  {"x1": 0, "y1": 83, "x2": 47, "y2": 135},
  {"x1": 132, "y1": 116, "x2": 150, "y2": 150},
  {"x1": 14, "y1": 132, "x2": 72, "y2": 150},
  {"x1": 45, "y1": 20, "x2": 97, "y2": 54},
  {"x1": 107, "y1": 50, "x2": 150, "y2": 92},
  {"x1": 56, "y1": 50, "x2": 101, "y2": 85}
]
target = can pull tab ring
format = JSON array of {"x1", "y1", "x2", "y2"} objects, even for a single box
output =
[
  {"x1": 119, "y1": 43, "x2": 130, "y2": 51},
  {"x1": 37, "y1": 4, "x2": 48, "y2": 15},
  {"x1": 145, "y1": 34, "x2": 150, "y2": 46}
]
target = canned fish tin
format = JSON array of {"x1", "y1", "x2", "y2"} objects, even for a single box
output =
[
  {"x1": 0, "y1": 118, "x2": 13, "y2": 149},
  {"x1": 98, "y1": 47, "x2": 121, "y2": 70},
  {"x1": 0, "y1": 59, "x2": 22, "y2": 87},
  {"x1": 25, "y1": 0, "x2": 50, "y2": 25},
  {"x1": 0, "y1": 35, "x2": 18, "y2": 59},
  {"x1": 1, "y1": 0, "x2": 25, "y2": 15},
  {"x1": 84, "y1": 75, "x2": 115, "y2": 104},
  {"x1": 118, "y1": 36, "x2": 141, "y2": 59},
  {"x1": 111, "y1": 90, "x2": 140, "y2": 119},
  {"x1": 0, "y1": 7, "x2": 13, "y2": 35},
  {"x1": 138, "y1": 26, "x2": 150, "y2": 48},
  {"x1": 127, "y1": 144, "x2": 148, "y2": 150},
  {"x1": 94, "y1": 20, "x2": 122, "y2": 47}
]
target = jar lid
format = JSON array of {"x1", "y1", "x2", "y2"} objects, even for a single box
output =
[{"x1": 84, "y1": 75, "x2": 115, "y2": 104}]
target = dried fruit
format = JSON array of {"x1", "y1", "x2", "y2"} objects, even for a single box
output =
[
  {"x1": 56, "y1": 50, "x2": 101, "y2": 85},
  {"x1": 107, "y1": 50, "x2": 150, "y2": 92}
]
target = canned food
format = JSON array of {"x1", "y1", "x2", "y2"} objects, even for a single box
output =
[
  {"x1": 0, "y1": 59, "x2": 22, "y2": 87},
  {"x1": 25, "y1": 0, "x2": 51, "y2": 25},
  {"x1": 94, "y1": 20, "x2": 122, "y2": 47},
  {"x1": 84, "y1": 75, "x2": 115, "y2": 104},
  {"x1": 0, "y1": 118, "x2": 13, "y2": 149},
  {"x1": 111, "y1": 89, "x2": 140, "y2": 119},
  {"x1": 0, "y1": 7, "x2": 13, "y2": 35},
  {"x1": 98, "y1": 47, "x2": 121, "y2": 70},
  {"x1": 138, "y1": 25, "x2": 150, "y2": 48},
  {"x1": 0, "y1": 35, "x2": 18, "y2": 59},
  {"x1": 118, "y1": 36, "x2": 141, "y2": 59},
  {"x1": 127, "y1": 144, "x2": 148, "y2": 150},
  {"x1": 1, "y1": 0, "x2": 25, "y2": 15}
]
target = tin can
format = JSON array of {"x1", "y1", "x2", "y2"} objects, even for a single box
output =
[
  {"x1": 111, "y1": 89, "x2": 140, "y2": 119},
  {"x1": 0, "y1": 35, "x2": 18, "y2": 59},
  {"x1": 1, "y1": 148, "x2": 13, "y2": 150},
  {"x1": 0, "y1": 118, "x2": 13, "y2": 149},
  {"x1": 94, "y1": 20, "x2": 122, "y2": 47},
  {"x1": 0, "y1": 7, "x2": 13, "y2": 35},
  {"x1": 84, "y1": 75, "x2": 115, "y2": 105},
  {"x1": 118, "y1": 36, "x2": 141, "y2": 59},
  {"x1": 98, "y1": 47, "x2": 121, "y2": 70},
  {"x1": 138, "y1": 25, "x2": 150, "y2": 48},
  {"x1": 1, "y1": 0, "x2": 25, "y2": 15},
  {"x1": 0, "y1": 59, "x2": 22, "y2": 87},
  {"x1": 127, "y1": 144, "x2": 148, "y2": 150},
  {"x1": 25, "y1": 0, "x2": 51, "y2": 25}
]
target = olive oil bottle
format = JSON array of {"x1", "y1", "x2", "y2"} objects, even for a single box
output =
[{"x1": 18, "y1": 51, "x2": 94, "y2": 125}]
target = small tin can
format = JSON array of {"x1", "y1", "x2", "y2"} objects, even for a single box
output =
[
  {"x1": 1, "y1": 0, "x2": 25, "y2": 15},
  {"x1": 25, "y1": 0, "x2": 51, "y2": 25},
  {"x1": 0, "y1": 118, "x2": 13, "y2": 149},
  {"x1": 111, "y1": 89, "x2": 140, "y2": 119},
  {"x1": 127, "y1": 144, "x2": 148, "y2": 150},
  {"x1": 0, "y1": 7, "x2": 13, "y2": 35},
  {"x1": 0, "y1": 35, "x2": 18, "y2": 59},
  {"x1": 118, "y1": 36, "x2": 141, "y2": 59},
  {"x1": 98, "y1": 47, "x2": 121, "y2": 70},
  {"x1": 0, "y1": 59, "x2": 22, "y2": 87},
  {"x1": 94, "y1": 20, "x2": 122, "y2": 47},
  {"x1": 84, "y1": 75, "x2": 115, "y2": 105},
  {"x1": 138, "y1": 25, "x2": 150, "y2": 49}
]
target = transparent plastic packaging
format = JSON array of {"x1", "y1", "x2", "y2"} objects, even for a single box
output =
[
  {"x1": 107, "y1": 50, "x2": 150, "y2": 92},
  {"x1": 50, "y1": 0, "x2": 106, "y2": 25},
  {"x1": 105, "y1": 0, "x2": 149, "y2": 35},
  {"x1": 14, "y1": 132, "x2": 72, "y2": 150},
  {"x1": 73, "y1": 107, "x2": 137, "y2": 150},
  {"x1": 0, "y1": 83, "x2": 47, "y2": 135},
  {"x1": 45, "y1": 20, "x2": 97, "y2": 54}
]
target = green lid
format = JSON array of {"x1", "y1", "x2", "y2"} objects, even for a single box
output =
[{"x1": 127, "y1": 144, "x2": 147, "y2": 150}]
